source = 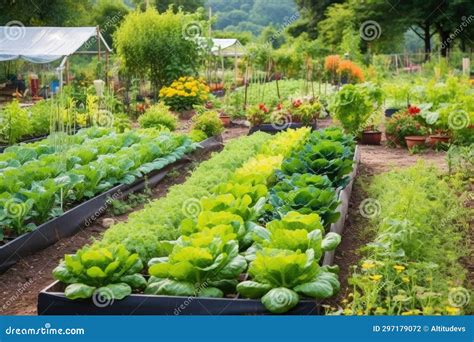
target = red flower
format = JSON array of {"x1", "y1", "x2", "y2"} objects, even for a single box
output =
[
  {"x1": 276, "y1": 103, "x2": 283, "y2": 110},
  {"x1": 408, "y1": 105, "x2": 421, "y2": 116},
  {"x1": 292, "y1": 99, "x2": 302, "y2": 108},
  {"x1": 258, "y1": 103, "x2": 269, "y2": 113}
]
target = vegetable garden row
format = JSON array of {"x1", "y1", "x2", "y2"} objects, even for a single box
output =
[{"x1": 36, "y1": 127, "x2": 358, "y2": 315}]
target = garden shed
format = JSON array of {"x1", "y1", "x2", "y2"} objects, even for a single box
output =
[{"x1": 0, "y1": 26, "x2": 111, "y2": 97}]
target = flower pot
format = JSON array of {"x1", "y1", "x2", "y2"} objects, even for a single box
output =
[
  {"x1": 219, "y1": 114, "x2": 231, "y2": 127},
  {"x1": 385, "y1": 108, "x2": 400, "y2": 117},
  {"x1": 405, "y1": 136, "x2": 426, "y2": 149},
  {"x1": 361, "y1": 131, "x2": 382, "y2": 145},
  {"x1": 428, "y1": 134, "x2": 451, "y2": 146},
  {"x1": 178, "y1": 110, "x2": 195, "y2": 120}
]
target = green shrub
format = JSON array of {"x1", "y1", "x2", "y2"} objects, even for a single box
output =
[
  {"x1": 138, "y1": 103, "x2": 178, "y2": 131},
  {"x1": 29, "y1": 100, "x2": 51, "y2": 136},
  {"x1": 189, "y1": 129, "x2": 208, "y2": 142},
  {"x1": 0, "y1": 100, "x2": 32, "y2": 144},
  {"x1": 191, "y1": 111, "x2": 224, "y2": 138}
]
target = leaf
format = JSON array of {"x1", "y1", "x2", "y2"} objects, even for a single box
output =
[
  {"x1": 86, "y1": 266, "x2": 107, "y2": 279},
  {"x1": 197, "y1": 287, "x2": 224, "y2": 298},
  {"x1": 236, "y1": 281, "x2": 272, "y2": 299},
  {"x1": 261, "y1": 287, "x2": 299, "y2": 314},
  {"x1": 120, "y1": 274, "x2": 147, "y2": 290},
  {"x1": 321, "y1": 232, "x2": 341, "y2": 251},
  {"x1": 293, "y1": 280, "x2": 333, "y2": 299},
  {"x1": 144, "y1": 279, "x2": 195, "y2": 296},
  {"x1": 216, "y1": 255, "x2": 247, "y2": 279},
  {"x1": 64, "y1": 283, "x2": 96, "y2": 299},
  {"x1": 97, "y1": 283, "x2": 132, "y2": 300}
]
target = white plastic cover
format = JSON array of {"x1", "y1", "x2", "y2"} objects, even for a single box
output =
[
  {"x1": 211, "y1": 39, "x2": 245, "y2": 57},
  {"x1": 0, "y1": 27, "x2": 110, "y2": 64}
]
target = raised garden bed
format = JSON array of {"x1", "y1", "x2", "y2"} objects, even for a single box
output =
[
  {"x1": 37, "y1": 142, "x2": 360, "y2": 316},
  {"x1": 249, "y1": 122, "x2": 318, "y2": 135},
  {"x1": 0, "y1": 136, "x2": 223, "y2": 273}
]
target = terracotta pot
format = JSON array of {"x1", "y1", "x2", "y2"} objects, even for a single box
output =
[
  {"x1": 428, "y1": 134, "x2": 450, "y2": 146},
  {"x1": 405, "y1": 136, "x2": 426, "y2": 149},
  {"x1": 219, "y1": 115, "x2": 231, "y2": 127},
  {"x1": 361, "y1": 130, "x2": 382, "y2": 145}
]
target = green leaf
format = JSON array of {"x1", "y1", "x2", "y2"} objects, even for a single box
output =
[
  {"x1": 294, "y1": 280, "x2": 334, "y2": 299},
  {"x1": 321, "y1": 232, "x2": 341, "y2": 251},
  {"x1": 197, "y1": 287, "x2": 224, "y2": 298},
  {"x1": 64, "y1": 283, "x2": 96, "y2": 299},
  {"x1": 145, "y1": 279, "x2": 195, "y2": 296},
  {"x1": 97, "y1": 283, "x2": 132, "y2": 300},
  {"x1": 261, "y1": 287, "x2": 299, "y2": 314},
  {"x1": 216, "y1": 255, "x2": 247, "y2": 279},
  {"x1": 120, "y1": 274, "x2": 147, "y2": 290},
  {"x1": 86, "y1": 266, "x2": 107, "y2": 278},
  {"x1": 236, "y1": 281, "x2": 272, "y2": 299}
]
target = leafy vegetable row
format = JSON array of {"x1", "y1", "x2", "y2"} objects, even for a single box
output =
[
  {"x1": 53, "y1": 128, "x2": 356, "y2": 314},
  {"x1": 342, "y1": 163, "x2": 471, "y2": 316},
  {"x1": 0, "y1": 127, "x2": 114, "y2": 170},
  {"x1": 0, "y1": 129, "x2": 196, "y2": 240}
]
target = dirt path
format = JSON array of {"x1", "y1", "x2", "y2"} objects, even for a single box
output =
[
  {"x1": 330, "y1": 144, "x2": 448, "y2": 309},
  {"x1": 0, "y1": 127, "x2": 249, "y2": 316}
]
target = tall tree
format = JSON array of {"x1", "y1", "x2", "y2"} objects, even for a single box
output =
[{"x1": 0, "y1": 0, "x2": 93, "y2": 26}]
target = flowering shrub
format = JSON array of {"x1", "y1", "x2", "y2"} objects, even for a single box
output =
[
  {"x1": 246, "y1": 103, "x2": 270, "y2": 126},
  {"x1": 289, "y1": 98, "x2": 321, "y2": 125},
  {"x1": 338, "y1": 60, "x2": 364, "y2": 83},
  {"x1": 324, "y1": 55, "x2": 341, "y2": 74},
  {"x1": 385, "y1": 106, "x2": 428, "y2": 146},
  {"x1": 159, "y1": 76, "x2": 210, "y2": 112}
]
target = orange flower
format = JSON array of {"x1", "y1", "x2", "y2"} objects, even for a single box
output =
[
  {"x1": 324, "y1": 55, "x2": 341, "y2": 73},
  {"x1": 337, "y1": 60, "x2": 365, "y2": 82}
]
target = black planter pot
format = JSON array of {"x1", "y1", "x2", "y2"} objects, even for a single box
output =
[
  {"x1": 385, "y1": 108, "x2": 400, "y2": 117},
  {"x1": 249, "y1": 122, "x2": 317, "y2": 135}
]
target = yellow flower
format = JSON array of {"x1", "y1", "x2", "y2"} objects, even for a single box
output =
[
  {"x1": 362, "y1": 261, "x2": 376, "y2": 270},
  {"x1": 369, "y1": 275, "x2": 383, "y2": 282},
  {"x1": 402, "y1": 277, "x2": 410, "y2": 283},
  {"x1": 342, "y1": 308, "x2": 353, "y2": 315},
  {"x1": 445, "y1": 306, "x2": 460, "y2": 315},
  {"x1": 401, "y1": 310, "x2": 414, "y2": 315},
  {"x1": 393, "y1": 265, "x2": 405, "y2": 273},
  {"x1": 190, "y1": 92, "x2": 197, "y2": 97}
]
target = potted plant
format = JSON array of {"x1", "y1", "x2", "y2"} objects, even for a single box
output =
[
  {"x1": 218, "y1": 110, "x2": 232, "y2": 127},
  {"x1": 330, "y1": 84, "x2": 374, "y2": 137},
  {"x1": 361, "y1": 111, "x2": 383, "y2": 145},
  {"x1": 383, "y1": 83, "x2": 409, "y2": 117},
  {"x1": 426, "y1": 105, "x2": 451, "y2": 145},
  {"x1": 385, "y1": 105, "x2": 428, "y2": 148},
  {"x1": 290, "y1": 98, "x2": 321, "y2": 126},
  {"x1": 246, "y1": 103, "x2": 270, "y2": 127},
  {"x1": 159, "y1": 76, "x2": 210, "y2": 119}
]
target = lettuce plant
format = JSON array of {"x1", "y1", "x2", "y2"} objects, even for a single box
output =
[
  {"x1": 53, "y1": 244, "x2": 146, "y2": 300},
  {"x1": 146, "y1": 226, "x2": 247, "y2": 297},
  {"x1": 237, "y1": 248, "x2": 340, "y2": 313}
]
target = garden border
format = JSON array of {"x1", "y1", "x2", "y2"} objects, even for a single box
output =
[
  {"x1": 248, "y1": 122, "x2": 317, "y2": 135},
  {"x1": 37, "y1": 145, "x2": 360, "y2": 316},
  {"x1": 0, "y1": 136, "x2": 223, "y2": 273}
]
